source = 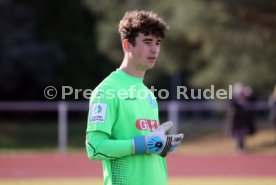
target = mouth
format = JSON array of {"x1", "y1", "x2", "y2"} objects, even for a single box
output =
[{"x1": 147, "y1": 57, "x2": 157, "y2": 62}]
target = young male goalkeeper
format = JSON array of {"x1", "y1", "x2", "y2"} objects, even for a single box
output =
[{"x1": 86, "y1": 10, "x2": 184, "y2": 185}]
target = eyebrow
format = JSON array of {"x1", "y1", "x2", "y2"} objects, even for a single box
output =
[
  {"x1": 143, "y1": 38, "x2": 153, "y2": 42},
  {"x1": 142, "y1": 38, "x2": 162, "y2": 42}
]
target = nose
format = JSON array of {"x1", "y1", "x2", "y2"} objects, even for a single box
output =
[{"x1": 150, "y1": 45, "x2": 159, "y2": 54}]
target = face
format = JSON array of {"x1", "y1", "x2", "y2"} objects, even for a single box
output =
[{"x1": 129, "y1": 33, "x2": 161, "y2": 71}]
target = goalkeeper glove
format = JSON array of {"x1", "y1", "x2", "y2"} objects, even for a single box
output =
[{"x1": 132, "y1": 121, "x2": 184, "y2": 157}]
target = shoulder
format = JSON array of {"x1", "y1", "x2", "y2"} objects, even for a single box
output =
[
  {"x1": 94, "y1": 71, "x2": 122, "y2": 91},
  {"x1": 90, "y1": 71, "x2": 123, "y2": 101}
]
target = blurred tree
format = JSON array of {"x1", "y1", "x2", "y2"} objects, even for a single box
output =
[
  {"x1": 170, "y1": 0, "x2": 276, "y2": 97},
  {"x1": 24, "y1": 0, "x2": 116, "y2": 96},
  {"x1": 0, "y1": 0, "x2": 116, "y2": 100},
  {"x1": 0, "y1": 0, "x2": 64, "y2": 100}
]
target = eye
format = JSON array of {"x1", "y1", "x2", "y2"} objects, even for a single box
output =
[{"x1": 156, "y1": 40, "x2": 161, "y2": 46}]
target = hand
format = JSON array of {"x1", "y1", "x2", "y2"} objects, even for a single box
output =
[{"x1": 133, "y1": 121, "x2": 184, "y2": 157}]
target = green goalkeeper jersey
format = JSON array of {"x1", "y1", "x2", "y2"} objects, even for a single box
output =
[{"x1": 86, "y1": 69, "x2": 167, "y2": 185}]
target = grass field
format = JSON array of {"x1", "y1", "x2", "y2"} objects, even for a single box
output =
[{"x1": 1, "y1": 119, "x2": 275, "y2": 154}]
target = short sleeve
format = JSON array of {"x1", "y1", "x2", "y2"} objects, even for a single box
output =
[{"x1": 86, "y1": 85, "x2": 118, "y2": 136}]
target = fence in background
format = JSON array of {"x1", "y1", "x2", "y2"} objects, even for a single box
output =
[{"x1": 0, "y1": 101, "x2": 269, "y2": 153}]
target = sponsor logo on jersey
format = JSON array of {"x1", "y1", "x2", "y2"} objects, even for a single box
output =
[
  {"x1": 90, "y1": 103, "x2": 107, "y2": 123},
  {"x1": 148, "y1": 94, "x2": 156, "y2": 109},
  {"x1": 136, "y1": 119, "x2": 158, "y2": 132}
]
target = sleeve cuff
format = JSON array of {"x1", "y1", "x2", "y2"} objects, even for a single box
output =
[{"x1": 133, "y1": 136, "x2": 147, "y2": 154}]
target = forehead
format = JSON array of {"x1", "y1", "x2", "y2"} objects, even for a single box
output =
[{"x1": 136, "y1": 32, "x2": 161, "y2": 40}]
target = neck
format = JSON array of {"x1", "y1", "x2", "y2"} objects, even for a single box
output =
[{"x1": 119, "y1": 57, "x2": 145, "y2": 78}]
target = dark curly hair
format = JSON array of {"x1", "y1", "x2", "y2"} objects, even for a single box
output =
[{"x1": 118, "y1": 10, "x2": 169, "y2": 46}]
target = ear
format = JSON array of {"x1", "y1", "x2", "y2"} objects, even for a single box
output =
[{"x1": 123, "y1": 39, "x2": 131, "y2": 51}]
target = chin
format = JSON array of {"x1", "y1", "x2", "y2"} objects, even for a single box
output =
[
  {"x1": 146, "y1": 64, "x2": 155, "y2": 70},
  {"x1": 140, "y1": 61, "x2": 156, "y2": 71}
]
